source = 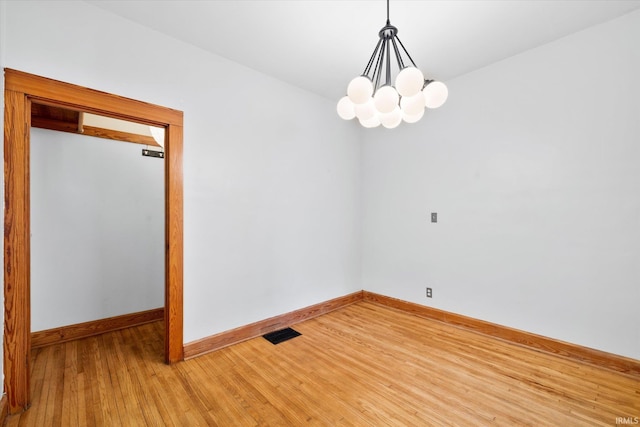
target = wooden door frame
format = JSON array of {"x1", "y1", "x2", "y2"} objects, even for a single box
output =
[{"x1": 3, "y1": 69, "x2": 184, "y2": 413}]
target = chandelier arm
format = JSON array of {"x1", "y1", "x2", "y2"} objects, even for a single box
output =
[
  {"x1": 390, "y1": 37, "x2": 406, "y2": 70},
  {"x1": 384, "y1": 36, "x2": 392, "y2": 86},
  {"x1": 362, "y1": 38, "x2": 383, "y2": 77},
  {"x1": 395, "y1": 36, "x2": 418, "y2": 68},
  {"x1": 370, "y1": 49, "x2": 382, "y2": 90},
  {"x1": 372, "y1": 38, "x2": 387, "y2": 91},
  {"x1": 371, "y1": 51, "x2": 381, "y2": 85}
]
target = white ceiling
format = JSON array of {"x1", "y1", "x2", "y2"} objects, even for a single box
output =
[{"x1": 87, "y1": 0, "x2": 640, "y2": 101}]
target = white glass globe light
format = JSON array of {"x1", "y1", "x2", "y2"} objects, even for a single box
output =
[
  {"x1": 359, "y1": 114, "x2": 381, "y2": 128},
  {"x1": 380, "y1": 107, "x2": 402, "y2": 129},
  {"x1": 354, "y1": 98, "x2": 377, "y2": 121},
  {"x1": 423, "y1": 81, "x2": 449, "y2": 109},
  {"x1": 336, "y1": 96, "x2": 356, "y2": 120},
  {"x1": 395, "y1": 67, "x2": 425, "y2": 97},
  {"x1": 400, "y1": 93, "x2": 425, "y2": 116},
  {"x1": 347, "y1": 76, "x2": 374, "y2": 105},
  {"x1": 374, "y1": 85, "x2": 399, "y2": 114},
  {"x1": 402, "y1": 108, "x2": 425, "y2": 124}
]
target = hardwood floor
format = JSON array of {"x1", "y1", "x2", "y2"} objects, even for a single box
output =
[{"x1": 4, "y1": 302, "x2": 639, "y2": 426}]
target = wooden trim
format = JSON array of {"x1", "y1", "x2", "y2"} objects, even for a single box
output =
[
  {"x1": 31, "y1": 308, "x2": 164, "y2": 349},
  {"x1": 0, "y1": 395, "x2": 8, "y2": 426},
  {"x1": 165, "y1": 123, "x2": 184, "y2": 363},
  {"x1": 3, "y1": 68, "x2": 184, "y2": 414},
  {"x1": 3, "y1": 89, "x2": 31, "y2": 413},
  {"x1": 31, "y1": 116, "x2": 79, "y2": 133},
  {"x1": 30, "y1": 102, "x2": 162, "y2": 146},
  {"x1": 363, "y1": 291, "x2": 640, "y2": 377},
  {"x1": 32, "y1": 122, "x2": 162, "y2": 147},
  {"x1": 78, "y1": 126, "x2": 161, "y2": 147},
  {"x1": 184, "y1": 291, "x2": 364, "y2": 359},
  {"x1": 5, "y1": 69, "x2": 182, "y2": 126}
]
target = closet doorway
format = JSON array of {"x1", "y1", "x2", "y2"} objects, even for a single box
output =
[{"x1": 3, "y1": 69, "x2": 184, "y2": 414}]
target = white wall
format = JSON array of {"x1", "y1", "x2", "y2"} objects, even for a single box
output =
[
  {"x1": 30, "y1": 129, "x2": 164, "y2": 331},
  {"x1": 2, "y1": 1, "x2": 362, "y2": 344},
  {"x1": 362, "y1": 10, "x2": 640, "y2": 359}
]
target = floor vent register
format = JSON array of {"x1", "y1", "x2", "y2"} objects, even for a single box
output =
[{"x1": 263, "y1": 327, "x2": 301, "y2": 345}]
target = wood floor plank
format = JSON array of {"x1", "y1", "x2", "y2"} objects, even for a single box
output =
[
  {"x1": 117, "y1": 326, "x2": 166, "y2": 426},
  {"x1": 3, "y1": 301, "x2": 638, "y2": 426},
  {"x1": 60, "y1": 341, "x2": 79, "y2": 427}
]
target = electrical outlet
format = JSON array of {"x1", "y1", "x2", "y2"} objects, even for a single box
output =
[
  {"x1": 426, "y1": 287, "x2": 433, "y2": 298},
  {"x1": 431, "y1": 212, "x2": 437, "y2": 223}
]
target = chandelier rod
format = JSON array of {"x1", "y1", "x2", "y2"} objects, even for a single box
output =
[
  {"x1": 362, "y1": 38, "x2": 383, "y2": 76},
  {"x1": 386, "y1": 0, "x2": 390, "y2": 24},
  {"x1": 384, "y1": 38, "x2": 392, "y2": 86},
  {"x1": 395, "y1": 36, "x2": 417, "y2": 68},
  {"x1": 373, "y1": 39, "x2": 386, "y2": 89},
  {"x1": 391, "y1": 38, "x2": 405, "y2": 70}
]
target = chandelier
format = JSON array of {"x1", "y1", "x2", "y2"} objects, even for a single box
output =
[{"x1": 336, "y1": 0, "x2": 448, "y2": 129}]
